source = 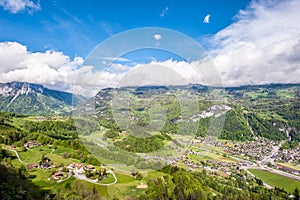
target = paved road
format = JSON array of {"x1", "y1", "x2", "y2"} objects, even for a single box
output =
[
  {"x1": 73, "y1": 169, "x2": 117, "y2": 186},
  {"x1": 261, "y1": 141, "x2": 284, "y2": 164},
  {"x1": 9, "y1": 149, "x2": 27, "y2": 165},
  {"x1": 57, "y1": 170, "x2": 73, "y2": 183},
  {"x1": 9, "y1": 148, "x2": 118, "y2": 186}
]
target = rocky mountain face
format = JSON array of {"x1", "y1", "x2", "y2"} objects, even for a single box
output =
[{"x1": 0, "y1": 82, "x2": 85, "y2": 115}]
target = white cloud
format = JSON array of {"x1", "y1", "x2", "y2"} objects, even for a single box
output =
[
  {"x1": 102, "y1": 57, "x2": 131, "y2": 62},
  {"x1": 160, "y1": 6, "x2": 169, "y2": 17},
  {"x1": 203, "y1": 14, "x2": 211, "y2": 23},
  {"x1": 154, "y1": 34, "x2": 162, "y2": 40},
  {"x1": 0, "y1": 41, "x2": 83, "y2": 92},
  {"x1": 210, "y1": 0, "x2": 300, "y2": 86},
  {"x1": 0, "y1": 42, "x2": 27, "y2": 73},
  {"x1": 111, "y1": 63, "x2": 131, "y2": 72},
  {"x1": 2, "y1": 0, "x2": 300, "y2": 96},
  {"x1": 0, "y1": 0, "x2": 40, "y2": 14}
]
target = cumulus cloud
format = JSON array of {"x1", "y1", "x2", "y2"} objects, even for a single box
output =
[
  {"x1": 153, "y1": 34, "x2": 162, "y2": 41},
  {"x1": 111, "y1": 63, "x2": 131, "y2": 72},
  {"x1": 72, "y1": 58, "x2": 218, "y2": 96},
  {"x1": 160, "y1": 6, "x2": 169, "y2": 17},
  {"x1": 0, "y1": 0, "x2": 40, "y2": 14},
  {"x1": 0, "y1": 41, "x2": 83, "y2": 92},
  {"x1": 2, "y1": 0, "x2": 300, "y2": 97},
  {"x1": 210, "y1": 0, "x2": 300, "y2": 86},
  {"x1": 203, "y1": 14, "x2": 211, "y2": 23}
]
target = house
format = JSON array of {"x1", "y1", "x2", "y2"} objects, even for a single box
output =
[
  {"x1": 40, "y1": 163, "x2": 51, "y2": 169},
  {"x1": 68, "y1": 163, "x2": 85, "y2": 174},
  {"x1": 51, "y1": 172, "x2": 64, "y2": 180},
  {"x1": 85, "y1": 165, "x2": 95, "y2": 171},
  {"x1": 24, "y1": 140, "x2": 42, "y2": 149},
  {"x1": 10, "y1": 144, "x2": 16, "y2": 149},
  {"x1": 44, "y1": 156, "x2": 51, "y2": 163},
  {"x1": 119, "y1": 131, "x2": 126, "y2": 136},
  {"x1": 27, "y1": 163, "x2": 38, "y2": 170}
]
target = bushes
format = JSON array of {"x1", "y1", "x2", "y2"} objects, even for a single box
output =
[{"x1": 114, "y1": 135, "x2": 164, "y2": 153}]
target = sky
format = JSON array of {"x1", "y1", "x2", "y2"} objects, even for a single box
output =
[{"x1": 0, "y1": 0, "x2": 300, "y2": 96}]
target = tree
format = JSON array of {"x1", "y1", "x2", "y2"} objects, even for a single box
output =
[
  {"x1": 39, "y1": 153, "x2": 45, "y2": 165},
  {"x1": 294, "y1": 188, "x2": 300, "y2": 200},
  {"x1": 62, "y1": 152, "x2": 68, "y2": 159}
]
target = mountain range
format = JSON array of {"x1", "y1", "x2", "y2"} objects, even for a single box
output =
[
  {"x1": 0, "y1": 81, "x2": 299, "y2": 142},
  {"x1": 0, "y1": 82, "x2": 85, "y2": 115}
]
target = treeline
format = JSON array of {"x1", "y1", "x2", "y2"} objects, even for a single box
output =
[
  {"x1": 138, "y1": 165, "x2": 291, "y2": 200},
  {"x1": 24, "y1": 119, "x2": 78, "y2": 139},
  {"x1": 246, "y1": 112, "x2": 286, "y2": 141},
  {"x1": 114, "y1": 135, "x2": 164, "y2": 153},
  {"x1": 87, "y1": 144, "x2": 164, "y2": 170},
  {"x1": 220, "y1": 109, "x2": 252, "y2": 140},
  {"x1": 0, "y1": 112, "x2": 101, "y2": 166},
  {"x1": 0, "y1": 113, "x2": 27, "y2": 145},
  {"x1": 0, "y1": 148, "x2": 50, "y2": 199}
]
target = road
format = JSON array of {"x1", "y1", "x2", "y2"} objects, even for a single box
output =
[
  {"x1": 9, "y1": 149, "x2": 27, "y2": 165},
  {"x1": 9, "y1": 148, "x2": 118, "y2": 186},
  {"x1": 73, "y1": 169, "x2": 117, "y2": 186},
  {"x1": 261, "y1": 141, "x2": 284, "y2": 164},
  {"x1": 57, "y1": 170, "x2": 73, "y2": 183}
]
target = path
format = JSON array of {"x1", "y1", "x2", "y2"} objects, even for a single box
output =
[
  {"x1": 57, "y1": 170, "x2": 73, "y2": 183},
  {"x1": 73, "y1": 169, "x2": 117, "y2": 186},
  {"x1": 261, "y1": 141, "x2": 284, "y2": 164},
  {"x1": 9, "y1": 148, "x2": 117, "y2": 186},
  {"x1": 9, "y1": 149, "x2": 27, "y2": 165},
  {"x1": 50, "y1": 148, "x2": 55, "y2": 154}
]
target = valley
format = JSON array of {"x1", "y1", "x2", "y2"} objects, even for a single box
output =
[{"x1": 0, "y1": 82, "x2": 299, "y2": 199}]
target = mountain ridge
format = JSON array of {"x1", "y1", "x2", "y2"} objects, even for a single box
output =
[{"x1": 0, "y1": 81, "x2": 86, "y2": 115}]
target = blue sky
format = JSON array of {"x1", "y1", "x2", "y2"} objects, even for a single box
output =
[
  {"x1": 0, "y1": 0, "x2": 300, "y2": 95},
  {"x1": 0, "y1": 0, "x2": 249, "y2": 57}
]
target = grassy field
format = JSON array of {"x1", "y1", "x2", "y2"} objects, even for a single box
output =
[
  {"x1": 189, "y1": 146, "x2": 236, "y2": 162},
  {"x1": 249, "y1": 169, "x2": 300, "y2": 193},
  {"x1": 116, "y1": 173, "x2": 136, "y2": 183}
]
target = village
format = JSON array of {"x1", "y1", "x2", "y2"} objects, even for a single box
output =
[
  {"x1": 8, "y1": 136, "x2": 300, "y2": 188},
  {"x1": 9, "y1": 140, "x2": 117, "y2": 185},
  {"x1": 147, "y1": 137, "x2": 300, "y2": 179}
]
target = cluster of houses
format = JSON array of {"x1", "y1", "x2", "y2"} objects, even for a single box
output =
[
  {"x1": 27, "y1": 156, "x2": 53, "y2": 170},
  {"x1": 178, "y1": 148, "x2": 254, "y2": 175},
  {"x1": 50, "y1": 163, "x2": 95, "y2": 181},
  {"x1": 223, "y1": 139, "x2": 277, "y2": 160},
  {"x1": 66, "y1": 162, "x2": 95, "y2": 174},
  {"x1": 276, "y1": 147, "x2": 300, "y2": 164}
]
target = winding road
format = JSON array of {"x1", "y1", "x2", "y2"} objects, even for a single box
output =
[
  {"x1": 9, "y1": 148, "x2": 118, "y2": 186},
  {"x1": 73, "y1": 169, "x2": 117, "y2": 186},
  {"x1": 9, "y1": 149, "x2": 27, "y2": 165}
]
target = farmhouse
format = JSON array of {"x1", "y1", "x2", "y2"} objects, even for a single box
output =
[{"x1": 25, "y1": 140, "x2": 42, "y2": 149}]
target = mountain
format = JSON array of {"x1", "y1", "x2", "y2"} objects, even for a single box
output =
[
  {"x1": 0, "y1": 82, "x2": 85, "y2": 115},
  {"x1": 90, "y1": 83, "x2": 300, "y2": 142}
]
